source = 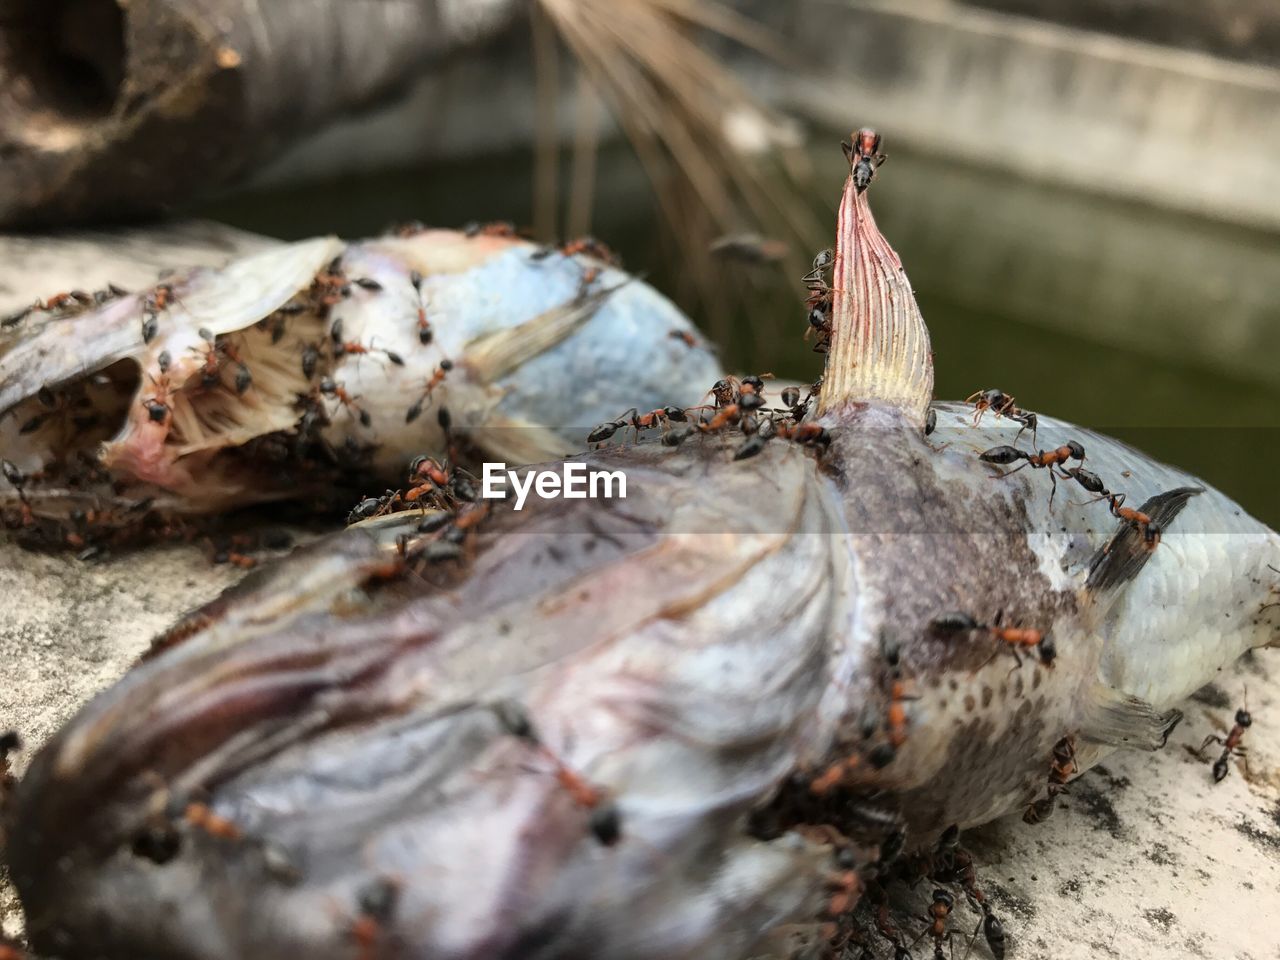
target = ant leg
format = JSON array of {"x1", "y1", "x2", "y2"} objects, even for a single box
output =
[{"x1": 1199, "y1": 734, "x2": 1225, "y2": 754}]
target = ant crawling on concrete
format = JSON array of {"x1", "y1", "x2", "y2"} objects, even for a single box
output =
[{"x1": 1197, "y1": 694, "x2": 1251, "y2": 782}]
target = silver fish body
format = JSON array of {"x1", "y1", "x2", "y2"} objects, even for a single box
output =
[
  {"x1": 8, "y1": 402, "x2": 1277, "y2": 960},
  {"x1": 0, "y1": 230, "x2": 719, "y2": 519}
]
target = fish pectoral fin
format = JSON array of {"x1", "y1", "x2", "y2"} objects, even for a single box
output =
[
  {"x1": 1080, "y1": 683, "x2": 1182, "y2": 751},
  {"x1": 1085, "y1": 486, "x2": 1203, "y2": 593}
]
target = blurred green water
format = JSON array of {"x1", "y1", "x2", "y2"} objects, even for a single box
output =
[{"x1": 196, "y1": 137, "x2": 1280, "y2": 527}]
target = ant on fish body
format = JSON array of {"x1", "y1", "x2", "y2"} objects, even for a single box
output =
[
  {"x1": 1198, "y1": 695, "x2": 1251, "y2": 782},
  {"x1": 142, "y1": 374, "x2": 174, "y2": 425},
  {"x1": 319, "y1": 379, "x2": 372, "y2": 428},
  {"x1": 492, "y1": 702, "x2": 623, "y2": 846},
  {"x1": 929, "y1": 611, "x2": 1056, "y2": 670},
  {"x1": 348, "y1": 876, "x2": 401, "y2": 960},
  {"x1": 980, "y1": 440, "x2": 1084, "y2": 505},
  {"x1": 587, "y1": 406, "x2": 688, "y2": 445},
  {"x1": 842, "y1": 128, "x2": 887, "y2": 192},
  {"x1": 967, "y1": 389, "x2": 1038, "y2": 444},
  {"x1": 194, "y1": 328, "x2": 253, "y2": 394},
  {"x1": 410, "y1": 271, "x2": 433, "y2": 344},
  {"x1": 1023, "y1": 735, "x2": 1077, "y2": 823},
  {"x1": 404, "y1": 359, "x2": 453, "y2": 423},
  {"x1": 1077, "y1": 491, "x2": 1161, "y2": 546},
  {"x1": 464, "y1": 220, "x2": 519, "y2": 239},
  {"x1": 140, "y1": 282, "x2": 178, "y2": 344}
]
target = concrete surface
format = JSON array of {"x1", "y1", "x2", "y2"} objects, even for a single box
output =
[{"x1": 0, "y1": 536, "x2": 1277, "y2": 957}]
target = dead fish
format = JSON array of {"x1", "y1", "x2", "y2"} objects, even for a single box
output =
[
  {"x1": 7, "y1": 135, "x2": 1279, "y2": 960},
  {"x1": 0, "y1": 229, "x2": 720, "y2": 523}
]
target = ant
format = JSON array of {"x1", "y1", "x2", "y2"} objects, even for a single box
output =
[
  {"x1": 668, "y1": 329, "x2": 698, "y2": 349},
  {"x1": 492, "y1": 702, "x2": 622, "y2": 846},
  {"x1": 980, "y1": 440, "x2": 1084, "y2": 505},
  {"x1": 1198, "y1": 697, "x2": 1251, "y2": 782},
  {"x1": 778, "y1": 421, "x2": 832, "y2": 451},
  {"x1": 349, "y1": 876, "x2": 401, "y2": 960},
  {"x1": 930, "y1": 611, "x2": 1056, "y2": 670},
  {"x1": 1023, "y1": 735, "x2": 1077, "y2": 823},
  {"x1": 966, "y1": 388, "x2": 1038, "y2": 443},
  {"x1": 1095, "y1": 492, "x2": 1162, "y2": 546},
  {"x1": 909, "y1": 888, "x2": 954, "y2": 960},
  {"x1": 404, "y1": 359, "x2": 453, "y2": 423},
  {"x1": 183, "y1": 801, "x2": 243, "y2": 842},
  {"x1": 333, "y1": 337, "x2": 404, "y2": 367},
  {"x1": 142, "y1": 374, "x2": 174, "y2": 425},
  {"x1": 5, "y1": 290, "x2": 96, "y2": 327},
  {"x1": 410, "y1": 270, "x2": 433, "y2": 344},
  {"x1": 588, "y1": 406, "x2": 688, "y2": 445},
  {"x1": 803, "y1": 248, "x2": 834, "y2": 352},
  {"x1": 560, "y1": 235, "x2": 620, "y2": 266},
  {"x1": 841, "y1": 128, "x2": 886, "y2": 192},
  {"x1": 319, "y1": 379, "x2": 372, "y2": 428},
  {"x1": 140, "y1": 282, "x2": 178, "y2": 343},
  {"x1": 194, "y1": 328, "x2": 252, "y2": 393},
  {"x1": 463, "y1": 221, "x2": 520, "y2": 239},
  {"x1": 404, "y1": 456, "x2": 451, "y2": 504}
]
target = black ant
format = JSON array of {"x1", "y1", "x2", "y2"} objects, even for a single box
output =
[{"x1": 842, "y1": 128, "x2": 887, "y2": 192}]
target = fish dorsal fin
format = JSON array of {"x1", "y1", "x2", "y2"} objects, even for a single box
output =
[{"x1": 816, "y1": 160, "x2": 934, "y2": 425}]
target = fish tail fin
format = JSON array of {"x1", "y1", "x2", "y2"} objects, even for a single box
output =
[{"x1": 816, "y1": 169, "x2": 933, "y2": 426}]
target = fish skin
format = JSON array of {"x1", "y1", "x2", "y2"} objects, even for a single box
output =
[
  {"x1": 0, "y1": 231, "x2": 720, "y2": 515},
  {"x1": 7, "y1": 404, "x2": 1278, "y2": 960}
]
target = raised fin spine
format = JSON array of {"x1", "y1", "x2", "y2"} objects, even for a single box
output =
[{"x1": 816, "y1": 167, "x2": 934, "y2": 424}]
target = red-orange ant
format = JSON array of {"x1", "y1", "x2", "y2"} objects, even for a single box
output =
[
  {"x1": 183, "y1": 802, "x2": 243, "y2": 842},
  {"x1": 140, "y1": 282, "x2": 178, "y2": 343},
  {"x1": 492, "y1": 702, "x2": 622, "y2": 846},
  {"x1": 410, "y1": 270, "x2": 433, "y2": 345},
  {"x1": 980, "y1": 440, "x2": 1084, "y2": 504},
  {"x1": 669, "y1": 329, "x2": 698, "y2": 348},
  {"x1": 1023, "y1": 735, "x2": 1077, "y2": 823},
  {"x1": 588, "y1": 406, "x2": 688, "y2": 444},
  {"x1": 930, "y1": 611, "x2": 1056, "y2": 670},
  {"x1": 910, "y1": 888, "x2": 953, "y2": 960},
  {"x1": 194, "y1": 328, "x2": 253, "y2": 393},
  {"x1": 1092, "y1": 492, "x2": 1161, "y2": 546},
  {"x1": 464, "y1": 220, "x2": 518, "y2": 238},
  {"x1": 348, "y1": 877, "x2": 401, "y2": 960},
  {"x1": 560, "y1": 235, "x2": 620, "y2": 266},
  {"x1": 142, "y1": 374, "x2": 174, "y2": 425},
  {"x1": 320, "y1": 379, "x2": 371, "y2": 428},
  {"x1": 404, "y1": 359, "x2": 453, "y2": 423},
  {"x1": 842, "y1": 128, "x2": 886, "y2": 192},
  {"x1": 1199, "y1": 695, "x2": 1251, "y2": 782}
]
